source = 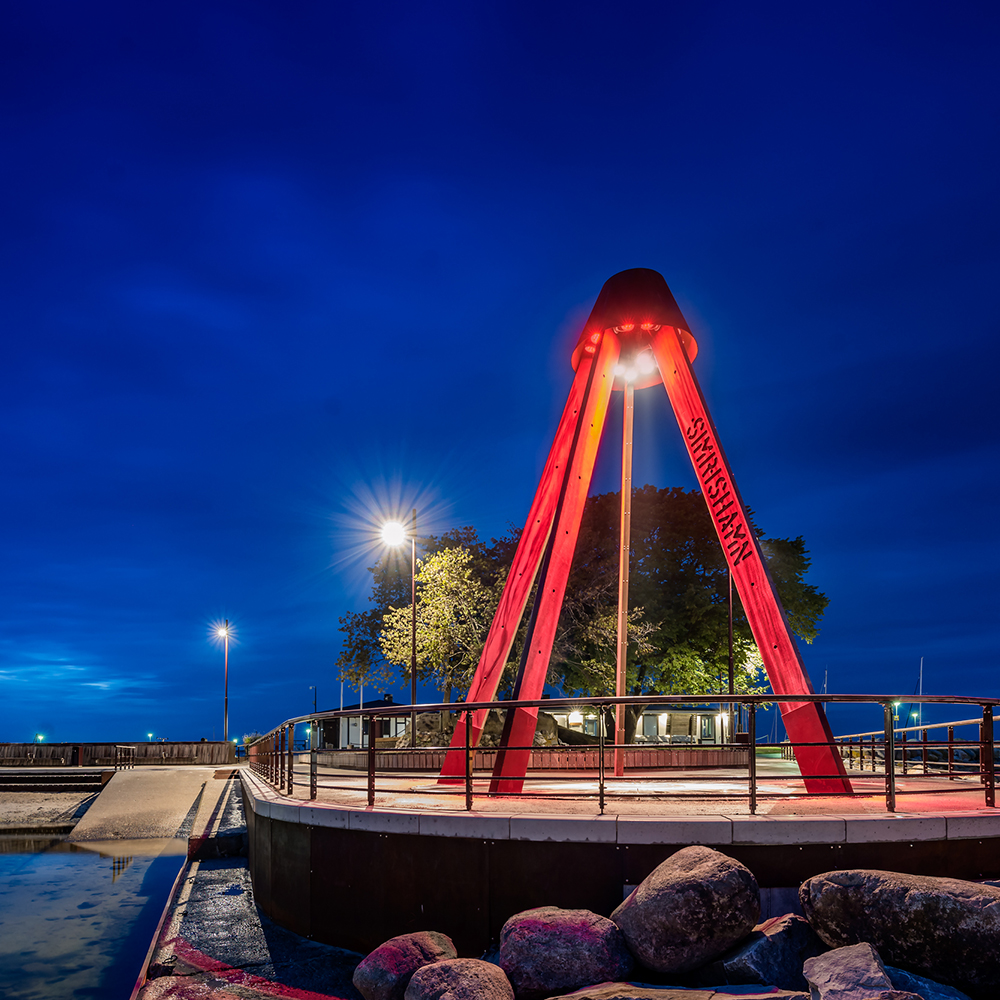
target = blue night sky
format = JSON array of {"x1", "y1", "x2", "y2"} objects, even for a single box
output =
[{"x1": 2, "y1": 2, "x2": 998, "y2": 743}]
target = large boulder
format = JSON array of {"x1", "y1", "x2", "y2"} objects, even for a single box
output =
[
  {"x1": 803, "y1": 942, "x2": 893, "y2": 1000},
  {"x1": 611, "y1": 845, "x2": 760, "y2": 974},
  {"x1": 799, "y1": 869, "x2": 1000, "y2": 995},
  {"x1": 698, "y1": 912, "x2": 827, "y2": 991},
  {"x1": 885, "y1": 965, "x2": 972, "y2": 1000},
  {"x1": 404, "y1": 958, "x2": 514, "y2": 1000},
  {"x1": 499, "y1": 906, "x2": 633, "y2": 999},
  {"x1": 353, "y1": 931, "x2": 457, "y2": 1000}
]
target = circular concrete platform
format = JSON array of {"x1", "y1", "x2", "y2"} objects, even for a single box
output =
[{"x1": 239, "y1": 766, "x2": 1000, "y2": 955}]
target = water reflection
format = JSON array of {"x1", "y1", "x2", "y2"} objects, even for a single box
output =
[{"x1": 0, "y1": 839, "x2": 184, "y2": 1000}]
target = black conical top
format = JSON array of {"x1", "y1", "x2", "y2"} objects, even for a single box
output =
[{"x1": 571, "y1": 268, "x2": 698, "y2": 382}]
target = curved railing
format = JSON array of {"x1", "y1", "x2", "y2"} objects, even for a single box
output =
[{"x1": 245, "y1": 693, "x2": 998, "y2": 814}]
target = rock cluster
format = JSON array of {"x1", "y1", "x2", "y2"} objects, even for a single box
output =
[{"x1": 352, "y1": 847, "x2": 995, "y2": 1000}]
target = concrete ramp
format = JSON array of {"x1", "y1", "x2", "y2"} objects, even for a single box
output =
[{"x1": 68, "y1": 767, "x2": 221, "y2": 843}]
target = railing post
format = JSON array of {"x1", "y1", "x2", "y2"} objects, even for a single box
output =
[
  {"x1": 748, "y1": 703, "x2": 757, "y2": 815},
  {"x1": 287, "y1": 722, "x2": 295, "y2": 795},
  {"x1": 883, "y1": 703, "x2": 896, "y2": 813},
  {"x1": 982, "y1": 706, "x2": 995, "y2": 808},
  {"x1": 465, "y1": 710, "x2": 473, "y2": 812},
  {"x1": 598, "y1": 706, "x2": 606, "y2": 815},
  {"x1": 901, "y1": 730, "x2": 907, "y2": 776},
  {"x1": 367, "y1": 713, "x2": 376, "y2": 808},
  {"x1": 922, "y1": 728, "x2": 928, "y2": 774},
  {"x1": 310, "y1": 719, "x2": 318, "y2": 799},
  {"x1": 948, "y1": 725, "x2": 955, "y2": 780},
  {"x1": 279, "y1": 727, "x2": 286, "y2": 790}
]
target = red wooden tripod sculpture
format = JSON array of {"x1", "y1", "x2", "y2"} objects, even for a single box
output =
[{"x1": 440, "y1": 268, "x2": 851, "y2": 795}]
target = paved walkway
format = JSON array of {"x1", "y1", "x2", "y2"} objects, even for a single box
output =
[
  {"x1": 68, "y1": 765, "x2": 235, "y2": 856},
  {"x1": 282, "y1": 757, "x2": 997, "y2": 818}
]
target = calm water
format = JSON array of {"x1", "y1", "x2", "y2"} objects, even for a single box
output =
[{"x1": 0, "y1": 841, "x2": 184, "y2": 1000}]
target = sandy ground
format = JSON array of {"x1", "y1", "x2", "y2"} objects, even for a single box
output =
[{"x1": 0, "y1": 790, "x2": 99, "y2": 829}]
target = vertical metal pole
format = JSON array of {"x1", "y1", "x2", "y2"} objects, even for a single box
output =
[
  {"x1": 598, "y1": 706, "x2": 606, "y2": 815},
  {"x1": 748, "y1": 703, "x2": 757, "y2": 815},
  {"x1": 287, "y1": 723, "x2": 295, "y2": 794},
  {"x1": 727, "y1": 571, "x2": 734, "y2": 742},
  {"x1": 367, "y1": 714, "x2": 376, "y2": 808},
  {"x1": 223, "y1": 620, "x2": 229, "y2": 744},
  {"x1": 614, "y1": 381, "x2": 634, "y2": 777},
  {"x1": 279, "y1": 726, "x2": 286, "y2": 790},
  {"x1": 901, "y1": 730, "x2": 907, "y2": 776},
  {"x1": 464, "y1": 710, "x2": 473, "y2": 812},
  {"x1": 410, "y1": 508, "x2": 418, "y2": 749},
  {"x1": 982, "y1": 706, "x2": 994, "y2": 808},
  {"x1": 884, "y1": 703, "x2": 896, "y2": 813},
  {"x1": 922, "y1": 728, "x2": 928, "y2": 774},
  {"x1": 310, "y1": 724, "x2": 318, "y2": 800},
  {"x1": 948, "y1": 725, "x2": 955, "y2": 780}
]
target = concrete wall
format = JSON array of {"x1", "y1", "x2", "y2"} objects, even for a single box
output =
[{"x1": 241, "y1": 780, "x2": 1000, "y2": 956}]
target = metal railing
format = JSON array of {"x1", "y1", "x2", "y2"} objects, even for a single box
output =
[
  {"x1": 246, "y1": 694, "x2": 999, "y2": 814},
  {"x1": 114, "y1": 745, "x2": 136, "y2": 770}
]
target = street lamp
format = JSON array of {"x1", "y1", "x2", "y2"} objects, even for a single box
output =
[
  {"x1": 216, "y1": 620, "x2": 231, "y2": 743},
  {"x1": 382, "y1": 510, "x2": 418, "y2": 748}
]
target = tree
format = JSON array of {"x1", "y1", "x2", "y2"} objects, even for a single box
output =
[
  {"x1": 380, "y1": 545, "x2": 503, "y2": 704},
  {"x1": 551, "y1": 485, "x2": 827, "y2": 741},
  {"x1": 337, "y1": 526, "x2": 519, "y2": 696}
]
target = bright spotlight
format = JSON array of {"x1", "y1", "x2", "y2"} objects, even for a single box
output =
[{"x1": 381, "y1": 520, "x2": 406, "y2": 546}]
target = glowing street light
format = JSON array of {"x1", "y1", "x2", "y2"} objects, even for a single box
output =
[
  {"x1": 217, "y1": 620, "x2": 231, "y2": 743},
  {"x1": 382, "y1": 511, "x2": 418, "y2": 748}
]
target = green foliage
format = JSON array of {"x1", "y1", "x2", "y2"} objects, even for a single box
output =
[
  {"x1": 337, "y1": 487, "x2": 827, "y2": 740},
  {"x1": 380, "y1": 546, "x2": 503, "y2": 703},
  {"x1": 551, "y1": 486, "x2": 826, "y2": 739},
  {"x1": 337, "y1": 526, "x2": 519, "y2": 698}
]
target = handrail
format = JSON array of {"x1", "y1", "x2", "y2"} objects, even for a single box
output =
[
  {"x1": 245, "y1": 693, "x2": 999, "y2": 816},
  {"x1": 837, "y1": 718, "x2": 982, "y2": 739},
  {"x1": 248, "y1": 692, "x2": 1000, "y2": 733}
]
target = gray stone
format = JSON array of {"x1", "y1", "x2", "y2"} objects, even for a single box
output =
[
  {"x1": 885, "y1": 965, "x2": 972, "y2": 1000},
  {"x1": 855, "y1": 993, "x2": 922, "y2": 1000},
  {"x1": 803, "y1": 942, "x2": 892, "y2": 1000},
  {"x1": 353, "y1": 930, "x2": 457, "y2": 1000},
  {"x1": 800, "y1": 869, "x2": 1000, "y2": 995},
  {"x1": 403, "y1": 958, "x2": 514, "y2": 1000},
  {"x1": 499, "y1": 906, "x2": 633, "y2": 999},
  {"x1": 611, "y1": 845, "x2": 760, "y2": 974},
  {"x1": 545, "y1": 986, "x2": 808, "y2": 999},
  {"x1": 699, "y1": 912, "x2": 827, "y2": 991}
]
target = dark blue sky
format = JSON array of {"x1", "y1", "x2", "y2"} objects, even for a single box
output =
[{"x1": 2, "y1": 1, "x2": 998, "y2": 743}]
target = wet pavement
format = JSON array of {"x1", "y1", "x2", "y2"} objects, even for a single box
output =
[{"x1": 138, "y1": 782, "x2": 364, "y2": 1000}]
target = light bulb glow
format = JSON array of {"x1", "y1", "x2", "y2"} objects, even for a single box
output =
[{"x1": 381, "y1": 520, "x2": 406, "y2": 546}]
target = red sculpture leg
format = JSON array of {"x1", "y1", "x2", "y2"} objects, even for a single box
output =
[
  {"x1": 488, "y1": 333, "x2": 618, "y2": 794},
  {"x1": 438, "y1": 333, "x2": 620, "y2": 782},
  {"x1": 651, "y1": 326, "x2": 851, "y2": 794}
]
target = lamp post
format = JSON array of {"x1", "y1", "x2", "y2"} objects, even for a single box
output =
[
  {"x1": 382, "y1": 510, "x2": 418, "y2": 748},
  {"x1": 216, "y1": 620, "x2": 230, "y2": 743}
]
